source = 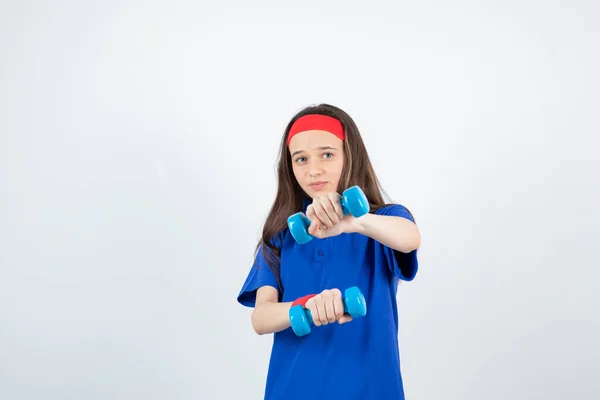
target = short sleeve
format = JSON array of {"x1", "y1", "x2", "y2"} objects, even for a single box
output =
[
  {"x1": 237, "y1": 243, "x2": 280, "y2": 308},
  {"x1": 375, "y1": 204, "x2": 419, "y2": 281}
]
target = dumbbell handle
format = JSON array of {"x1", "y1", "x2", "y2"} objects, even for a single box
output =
[
  {"x1": 289, "y1": 197, "x2": 353, "y2": 232},
  {"x1": 301, "y1": 301, "x2": 351, "y2": 326}
]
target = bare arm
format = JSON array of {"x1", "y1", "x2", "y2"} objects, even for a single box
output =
[
  {"x1": 353, "y1": 213, "x2": 421, "y2": 253},
  {"x1": 305, "y1": 194, "x2": 420, "y2": 253},
  {"x1": 251, "y1": 286, "x2": 293, "y2": 335}
]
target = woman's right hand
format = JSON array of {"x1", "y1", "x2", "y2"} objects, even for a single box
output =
[{"x1": 305, "y1": 288, "x2": 352, "y2": 326}]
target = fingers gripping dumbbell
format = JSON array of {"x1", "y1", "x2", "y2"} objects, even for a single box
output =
[
  {"x1": 288, "y1": 286, "x2": 367, "y2": 337},
  {"x1": 287, "y1": 186, "x2": 370, "y2": 244}
]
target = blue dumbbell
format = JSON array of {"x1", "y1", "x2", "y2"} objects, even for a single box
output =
[
  {"x1": 288, "y1": 286, "x2": 367, "y2": 337},
  {"x1": 287, "y1": 185, "x2": 370, "y2": 244}
]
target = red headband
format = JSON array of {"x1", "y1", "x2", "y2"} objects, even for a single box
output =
[{"x1": 287, "y1": 114, "x2": 345, "y2": 146}]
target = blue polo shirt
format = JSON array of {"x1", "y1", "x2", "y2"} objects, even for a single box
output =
[{"x1": 237, "y1": 202, "x2": 419, "y2": 399}]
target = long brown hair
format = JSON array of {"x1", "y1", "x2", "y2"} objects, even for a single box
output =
[{"x1": 256, "y1": 103, "x2": 401, "y2": 295}]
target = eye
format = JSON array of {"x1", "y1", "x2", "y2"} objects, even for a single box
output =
[
  {"x1": 295, "y1": 157, "x2": 307, "y2": 164},
  {"x1": 322, "y1": 152, "x2": 334, "y2": 159}
]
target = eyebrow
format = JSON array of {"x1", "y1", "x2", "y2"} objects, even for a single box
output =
[{"x1": 291, "y1": 146, "x2": 337, "y2": 157}]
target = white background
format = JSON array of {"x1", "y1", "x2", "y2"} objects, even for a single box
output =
[{"x1": 1, "y1": 1, "x2": 598, "y2": 399}]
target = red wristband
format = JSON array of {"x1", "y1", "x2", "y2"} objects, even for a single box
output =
[{"x1": 291, "y1": 294, "x2": 316, "y2": 308}]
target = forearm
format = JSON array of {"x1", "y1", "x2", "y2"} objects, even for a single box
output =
[
  {"x1": 251, "y1": 301, "x2": 293, "y2": 335},
  {"x1": 354, "y1": 213, "x2": 421, "y2": 253}
]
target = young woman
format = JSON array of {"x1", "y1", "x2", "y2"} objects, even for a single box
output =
[{"x1": 237, "y1": 104, "x2": 421, "y2": 399}]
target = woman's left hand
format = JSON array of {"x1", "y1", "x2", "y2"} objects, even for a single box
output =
[{"x1": 305, "y1": 192, "x2": 358, "y2": 239}]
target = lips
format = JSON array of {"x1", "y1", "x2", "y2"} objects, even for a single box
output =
[{"x1": 309, "y1": 181, "x2": 327, "y2": 190}]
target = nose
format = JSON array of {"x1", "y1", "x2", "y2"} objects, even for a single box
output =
[{"x1": 308, "y1": 159, "x2": 324, "y2": 177}]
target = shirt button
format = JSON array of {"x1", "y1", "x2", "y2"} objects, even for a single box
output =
[{"x1": 318, "y1": 251, "x2": 324, "y2": 256}]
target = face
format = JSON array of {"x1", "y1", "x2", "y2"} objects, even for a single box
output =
[{"x1": 288, "y1": 129, "x2": 345, "y2": 198}]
